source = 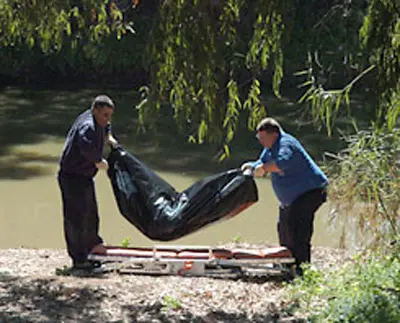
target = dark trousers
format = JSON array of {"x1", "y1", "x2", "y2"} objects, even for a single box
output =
[
  {"x1": 58, "y1": 172, "x2": 103, "y2": 265},
  {"x1": 278, "y1": 188, "x2": 327, "y2": 273}
]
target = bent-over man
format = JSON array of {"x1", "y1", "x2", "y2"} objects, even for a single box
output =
[
  {"x1": 58, "y1": 95, "x2": 118, "y2": 270},
  {"x1": 241, "y1": 118, "x2": 328, "y2": 275}
]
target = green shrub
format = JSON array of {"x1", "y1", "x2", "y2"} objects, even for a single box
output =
[
  {"x1": 286, "y1": 249, "x2": 400, "y2": 322},
  {"x1": 326, "y1": 127, "x2": 400, "y2": 249}
]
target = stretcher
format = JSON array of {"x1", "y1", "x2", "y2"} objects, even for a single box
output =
[{"x1": 88, "y1": 245, "x2": 296, "y2": 278}]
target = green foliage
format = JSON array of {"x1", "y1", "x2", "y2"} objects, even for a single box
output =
[
  {"x1": 326, "y1": 126, "x2": 400, "y2": 247},
  {"x1": 139, "y1": 0, "x2": 289, "y2": 156},
  {"x1": 292, "y1": 0, "x2": 372, "y2": 135},
  {"x1": 297, "y1": 58, "x2": 375, "y2": 136},
  {"x1": 287, "y1": 0, "x2": 367, "y2": 75},
  {"x1": 161, "y1": 295, "x2": 182, "y2": 311},
  {"x1": 359, "y1": 0, "x2": 400, "y2": 130},
  {"x1": 244, "y1": 79, "x2": 267, "y2": 130},
  {"x1": 0, "y1": 1, "x2": 153, "y2": 86},
  {"x1": 294, "y1": 0, "x2": 400, "y2": 252},
  {"x1": 0, "y1": 0, "x2": 127, "y2": 53},
  {"x1": 360, "y1": 0, "x2": 400, "y2": 98},
  {"x1": 120, "y1": 237, "x2": 132, "y2": 248},
  {"x1": 298, "y1": 0, "x2": 400, "y2": 134},
  {"x1": 1, "y1": 0, "x2": 397, "y2": 144},
  {"x1": 55, "y1": 265, "x2": 72, "y2": 276},
  {"x1": 386, "y1": 91, "x2": 400, "y2": 131},
  {"x1": 232, "y1": 233, "x2": 242, "y2": 243},
  {"x1": 246, "y1": 2, "x2": 285, "y2": 98},
  {"x1": 286, "y1": 249, "x2": 400, "y2": 322}
]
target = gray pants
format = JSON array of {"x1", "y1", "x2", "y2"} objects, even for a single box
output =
[{"x1": 58, "y1": 172, "x2": 103, "y2": 265}]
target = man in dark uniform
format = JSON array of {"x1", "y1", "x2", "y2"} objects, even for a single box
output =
[
  {"x1": 58, "y1": 95, "x2": 118, "y2": 270},
  {"x1": 241, "y1": 118, "x2": 328, "y2": 275}
]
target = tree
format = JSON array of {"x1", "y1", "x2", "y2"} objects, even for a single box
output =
[
  {"x1": 0, "y1": 1, "x2": 132, "y2": 52},
  {"x1": 0, "y1": 1, "x2": 143, "y2": 82},
  {"x1": 0, "y1": 1, "x2": 398, "y2": 147},
  {"x1": 360, "y1": 0, "x2": 400, "y2": 129},
  {"x1": 139, "y1": 0, "x2": 373, "y2": 159},
  {"x1": 1, "y1": 0, "x2": 398, "y2": 247},
  {"x1": 325, "y1": 0, "x2": 400, "y2": 247}
]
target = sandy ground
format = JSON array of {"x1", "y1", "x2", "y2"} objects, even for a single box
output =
[{"x1": 0, "y1": 246, "x2": 352, "y2": 323}]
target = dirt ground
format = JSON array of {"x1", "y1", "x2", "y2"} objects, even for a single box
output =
[{"x1": 0, "y1": 246, "x2": 352, "y2": 323}]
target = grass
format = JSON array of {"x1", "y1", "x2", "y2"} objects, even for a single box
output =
[
  {"x1": 161, "y1": 295, "x2": 183, "y2": 311},
  {"x1": 285, "y1": 245, "x2": 400, "y2": 322}
]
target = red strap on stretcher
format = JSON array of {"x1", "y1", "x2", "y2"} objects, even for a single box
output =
[{"x1": 92, "y1": 246, "x2": 293, "y2": 259}]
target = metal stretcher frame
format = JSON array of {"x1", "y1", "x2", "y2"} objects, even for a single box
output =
[{"x1": 88, "y1": 245, "x2": 296, "y2": 278}]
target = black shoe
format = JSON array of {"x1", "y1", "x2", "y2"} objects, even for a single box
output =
[{"x1": 73, "y1": 260, "x2": 102, "y2": 271}]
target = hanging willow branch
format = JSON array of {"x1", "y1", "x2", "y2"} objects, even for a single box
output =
[
  {"x1": 360, "y1": 0, "x2": 400, "y2": 129},
  {"x1": 139, "y1": 0, "x2": 289, "y2": 160},
  {"x1": 296, "y1": 57, "x2": 376, "y2": 136},
  {"x1": 1, "y1": 0, "x2": 398, "y2": 152},
  {"x1": 297, "y1": 0, "x2": 400, "y2": 135},
  {"x1": 0, "y1": 0, "x2": 130, "y2": 53}
]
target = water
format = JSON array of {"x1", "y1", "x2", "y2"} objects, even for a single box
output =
[{"x1": 0, "y1": 87, "x2": 341, "y2": 249}]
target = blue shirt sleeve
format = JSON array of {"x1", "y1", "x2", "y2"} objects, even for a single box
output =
[
  {"x1": 248, "y1": 159, "x2": 262, "y2": 169},
  {"x1": 260, "y1": 148, "x2": 272, "y2": 164},
  {"x1": 77, "y1": 124, "x2": 102, "y2": 163},
  {"x1": 246, "y1": 149, "x2": 272, "y2": 169},
  {"x1": 274, "y1": 140, "x2": 295, "y2": 172}
]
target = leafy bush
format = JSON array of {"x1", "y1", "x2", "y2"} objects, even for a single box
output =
[
  {"x1": 325, "y1": 126, "x2": 400, "y2": 249},
  {"x1": 286, "y1": 247, "x2": 400, "y2": 322}
]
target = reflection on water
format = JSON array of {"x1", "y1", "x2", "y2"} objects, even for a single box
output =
[{"x1": 0, "y1": 87, "x2": 342, "y2": 249}]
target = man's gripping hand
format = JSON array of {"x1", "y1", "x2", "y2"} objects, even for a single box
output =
[
  {"x1": 253, "y1": 164, "x2": 266, "y2": 177},
  {"x1": 107, "y1": 134, "x2": 119, "y2": 149},
  {"x1": 95, "y1": 158, "x2": 109, "y2": 171},
  {"x1": 241, "y1": 162, "x2": 254, "y2": 172}
]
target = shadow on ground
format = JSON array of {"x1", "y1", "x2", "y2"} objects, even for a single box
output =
[
  {"x1": 0, "y1": 273, "x2": 299, "y2": 323},
  {"x1": 121, "y1": 302, "x2": 296, "y2": 323},
  {"x1": 0, "y1": 275, "x2": 108, "y2": 322}
]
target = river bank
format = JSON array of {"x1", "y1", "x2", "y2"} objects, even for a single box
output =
[{"x1": 0, "y1": 245, "x2": 352, "y2": 322}]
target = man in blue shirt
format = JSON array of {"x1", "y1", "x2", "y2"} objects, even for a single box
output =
[
  {"x1": 58, "y1": 95, "x2": 118, "y2": 271},
  {"x1": 241, "y1": 118, "x2": 328, "y2": 275}
]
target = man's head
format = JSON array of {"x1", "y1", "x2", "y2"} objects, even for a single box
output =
[
  {"x1": 256, "y1": 117, "x2": 282, "y2": 148},
  {"x1": 91, "y1": 95, "x2": 115, "y2": 128}
]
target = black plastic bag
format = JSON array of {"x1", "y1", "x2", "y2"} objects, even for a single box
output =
[{"x1": 107, "y1": 146, "x2": 258, "y2": 241}]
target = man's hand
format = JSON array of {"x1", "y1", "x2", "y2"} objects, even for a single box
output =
[
  {"x1": 253, "y1": 164, "x2": 266, "y2": 177},
  {"x1": 107, "y1": 134, "x2": 119, "y2": 149},
  {"x1": 241, "y1": 162, "x2": 253, "y2": 172},
  {"x1": 95, "y1": 158, "x2": 109, "y2": 171}
]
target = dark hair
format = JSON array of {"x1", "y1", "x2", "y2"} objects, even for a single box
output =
[
  {"x1": 256, "y1": 117, "x2": 282, "y2": 134},
  {"x1": 91, "y1": 95, "x2": 115, "y2": 110}
]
